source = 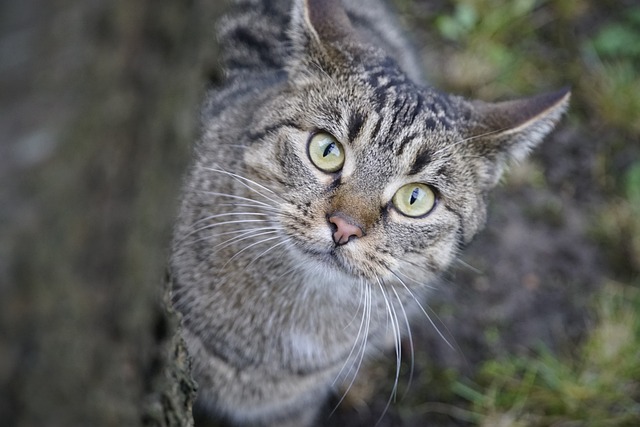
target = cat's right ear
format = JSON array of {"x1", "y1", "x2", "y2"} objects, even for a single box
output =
[
  {"x1": 463, "y1": 87, "x2": 571, "y2": 188},
  {"x1": 288, "y1": 0, "x2": 360, "y2": 77}
]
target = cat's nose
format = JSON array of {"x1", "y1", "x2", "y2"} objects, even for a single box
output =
[{"x1": 328, "y1": 213, "x2": 364, "y2": 245}]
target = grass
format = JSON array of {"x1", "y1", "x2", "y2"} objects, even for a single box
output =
[
  {"x1": 595, "y1": 161, "x2": 640, "y2": 276},
  {"x1": 454, "y1": 282, "x2": 640, "y2": 426},
  {"x1": 582, "y1": 7, "x2": 640, "y2": 136}
]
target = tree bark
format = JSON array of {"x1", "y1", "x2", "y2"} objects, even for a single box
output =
[{"x1": 0, "y1": 1, "x2": 224, "y2": 425}]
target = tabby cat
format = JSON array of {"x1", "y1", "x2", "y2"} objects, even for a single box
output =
[{"x1": 170, "y1": 0, "x2": 570, "y2": 425}]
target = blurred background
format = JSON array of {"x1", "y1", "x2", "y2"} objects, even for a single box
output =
[{"x1": 1, "y1": 0, "x2": 638, "y2": 426}]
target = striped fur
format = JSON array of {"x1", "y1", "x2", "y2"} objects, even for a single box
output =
[{"x1": 171, "y1": 0, "x2": 569, "y2": 426}]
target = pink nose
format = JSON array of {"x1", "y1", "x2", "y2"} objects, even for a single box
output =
[{"x1": 328, "y1": 214, "x2": 364, "y2": 245}]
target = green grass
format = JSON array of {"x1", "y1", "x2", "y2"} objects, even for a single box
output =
[
  {"x1": 453, "y1": 283, "x2": 640, "y2": 426},
  {"x1": 595, "y1": 161, "x2": 640, "y2": 276}
]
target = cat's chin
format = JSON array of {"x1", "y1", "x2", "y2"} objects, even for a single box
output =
[{"x1": 289, "y1": 244, "x2": 372, "y2": 282}]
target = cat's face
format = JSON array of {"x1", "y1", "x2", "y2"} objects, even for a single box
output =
[
  {"x1": 243, "y1": 64, "x2": 487, "y2": 284},
  {"x1": 236, "y1": 1, "x2": 569, "y2": 286}
]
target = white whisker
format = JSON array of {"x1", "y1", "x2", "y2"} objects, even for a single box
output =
[
  {"x1": 331, "y1": 281, "x2": 371, "y2": 416},
  {"x1": 179, "y1": 226, "x2": 283, "y2": 248},
  {"x1": 393, "y1": 273, "x2": 455, "y2": 350},
  {"x1": 375, "y1": 278, "x2": 401, "y2": 425},
  {"x1": 178, "y1": 219, "x2": 275, "y2": 245},
  {"x1": 342, "y1": 282, "x2": 366, "y2": 331},
  {"x1": 455, "y1": 258, "x2": 483, "y2": 274},
  {"x1": 392, "y1": 268, "x2": 437, "y2": 290},
  {"x1": 217, "y1": 202, "x2": 281, "y2": 213},
  {"x1": 180, "y1": 212, "x2": 275, "y2": 242},
  {"x1": 223, "y1": 235, "x2": 284, "y2": 268},
  {"x1": 333, "y1": 282, "x2": 367, "y2": 386},
  {"x1": 245, "y1": 238, "x2": 293, "y2": 268},
  {"x1": 212, "y1": 229, "x2": 282, "y2": 253},
  {"x1": 193, "y1": 191, "x2": 275, "y2": 209},
  {"x1": 204, "y1": 167, "x2": 283, "y2": 208},
  {"x1": 390, "y1": 285, "x2": 414, "y2": 398}
]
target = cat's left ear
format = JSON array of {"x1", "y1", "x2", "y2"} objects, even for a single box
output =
[
  {"x1": 464, "y1": 87, "x2": 571, "y2": 187},
  {"x1": 288, "y1": 0, "x2": 361, "y2": 75}
]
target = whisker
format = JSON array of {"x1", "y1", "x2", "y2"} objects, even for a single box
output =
[
  {"x1": 189, "y1": 212, "x2": 272, "y2": 229},
  {"x1": 222, "y1": 235, "x2": 284, "y2": 268},
  {"x1": 179, "y1": 226, "x2": 284, "y2": 249},
  {"x1": 245, "y1": 238, "x2": 293, "y2": 268},
  {"x1": 169, "y1": 286, "x2": 193, "y2": 306},
  {"x1": 390, "y1": 285, "x2": 414, "y2": 398},
  {"x1": 192, "y1": 191, "x2": 275, "y2": 209},
  {"x1": 391, "y1": 268, "x2": 437, "y2": 291},
  {"x1": 217, "y1": 202, "x2": 281, "y2": 213},
  {"x1": 393, "y1": 274, "x2": 455, "y2": 350},
  {"x1": 342, "y1": 282, "x2": 366, "y2": 331},
  {"x1": 455, "y1": 258, "x2": 483, "y2": 274},
  {"x1": 211, "y1": 229, "x2": 282, "y2": 253},
  {"x1": 273, "y1": 264, "x2": 299, "y2": 280},
  {"x1": 200, "y1": 225, "x2": 282, "y2": 239},
  {"x1": 204, "y1": 167, "x2": 283, "y2": 207},
  {"x1": 331, "y1": 280, "x2": 371, "y2": 416},
  {"x1": 332, "y1": 282, "x2": 367, "y2": 386},
  {"x1": 177, "y1": 219, "x2": 275, "y2": 245},
  {"x1": 375, "y1": 278, "x2": 401, "y2": 425},
  {"x1": 205, "y1": 167, "x2": 278, "y2": 195}
]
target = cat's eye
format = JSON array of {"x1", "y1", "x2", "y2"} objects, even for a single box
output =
[
  {"x1": 392, "y1": 183, "x2": 436, "y2": 217},
  {"x1": 307, "y1": 132, "x2": 345, "y2": 173}
]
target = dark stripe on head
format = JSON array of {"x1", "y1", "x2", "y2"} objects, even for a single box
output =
[
  {"x1": 396, "y1": 133, "x2": 416, "y2": 156},
  {"x1": 390, "y1": 96, "x2": 408, "y2": 130},
  {"x1": 425, "y1": 117, "x2": 437, "y2": 130},
  {"x1": 348, "y1": 111, "x2": 365, "y2": 142},
  {"x1": 249, "y1": 119, "x2": 302, "y2": 142},
  {"x1": 371, "y1": 83, "x2": 389, "y2": 110},
  {"x1": 408, "y1": 148, "x2": 432, "y2": 175},
  {"x1": 366, "y1": 68, "x2": 406, "y2": 111},
  {"x1": 371, "y1": 115, "x2": 383, "y2": 140},
  {"x1": 436, "y1": 165, "x2": 449, "y2": 177},
  {"x1": 407, "y1": 93, "x2": 423, "y2": 126}
]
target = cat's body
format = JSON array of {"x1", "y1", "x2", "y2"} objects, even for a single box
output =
[{"x1": 170, "y1": 0, "x2": 569, "y2": 426}]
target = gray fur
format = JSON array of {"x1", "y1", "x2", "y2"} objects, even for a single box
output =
[{"x1": 170, "y1": 0, "x2": 570, "y2": 425}]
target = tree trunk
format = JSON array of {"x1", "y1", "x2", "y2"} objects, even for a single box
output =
[{"x1": 0, "y1": 1, "x2": 225, "y2": 425}]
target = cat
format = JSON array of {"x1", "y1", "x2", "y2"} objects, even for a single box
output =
[{"x1": 169, "y1": 0, "x2": 570, "y2": 426}]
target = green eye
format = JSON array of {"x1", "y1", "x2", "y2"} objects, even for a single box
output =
[
  {"x1": 307, "y1": 132, "x2": 345, "y2": 173},
  {"x1": 392, "y1": 183, "x2": 436, "y2": 217}
]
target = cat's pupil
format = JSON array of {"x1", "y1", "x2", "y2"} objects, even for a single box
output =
[
  {"x1": 410, "y1": 188, "x2": 420, "y2": 205},
  {"x1": 323, "y1": 143, "x2": 336, "y2": 158}
]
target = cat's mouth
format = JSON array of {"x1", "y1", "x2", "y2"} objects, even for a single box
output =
[
  {"x1": 298, "y1": 245, "x2": 341, "y2": 265},
  {"x1": 294, "y1": 243, "x2": 368, "y2": 279}
]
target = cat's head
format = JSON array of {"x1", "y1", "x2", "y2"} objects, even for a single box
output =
[{"x1": 242, "y1": 0, "x2": 570, "y2": 284}]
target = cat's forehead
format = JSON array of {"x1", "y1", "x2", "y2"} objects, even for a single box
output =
[
  {"x1": 306, "y1": 74, "x2": 461, "y2": 162},
  {"x1": 305, "y1": 56, "x2": 462, "y2": 145},
  {"x1": 350, "y1": 85, "x2": 457, "y2": 151},
  {"x1": 356, "y1": 55, "x2": 455, "y2": 125}
]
